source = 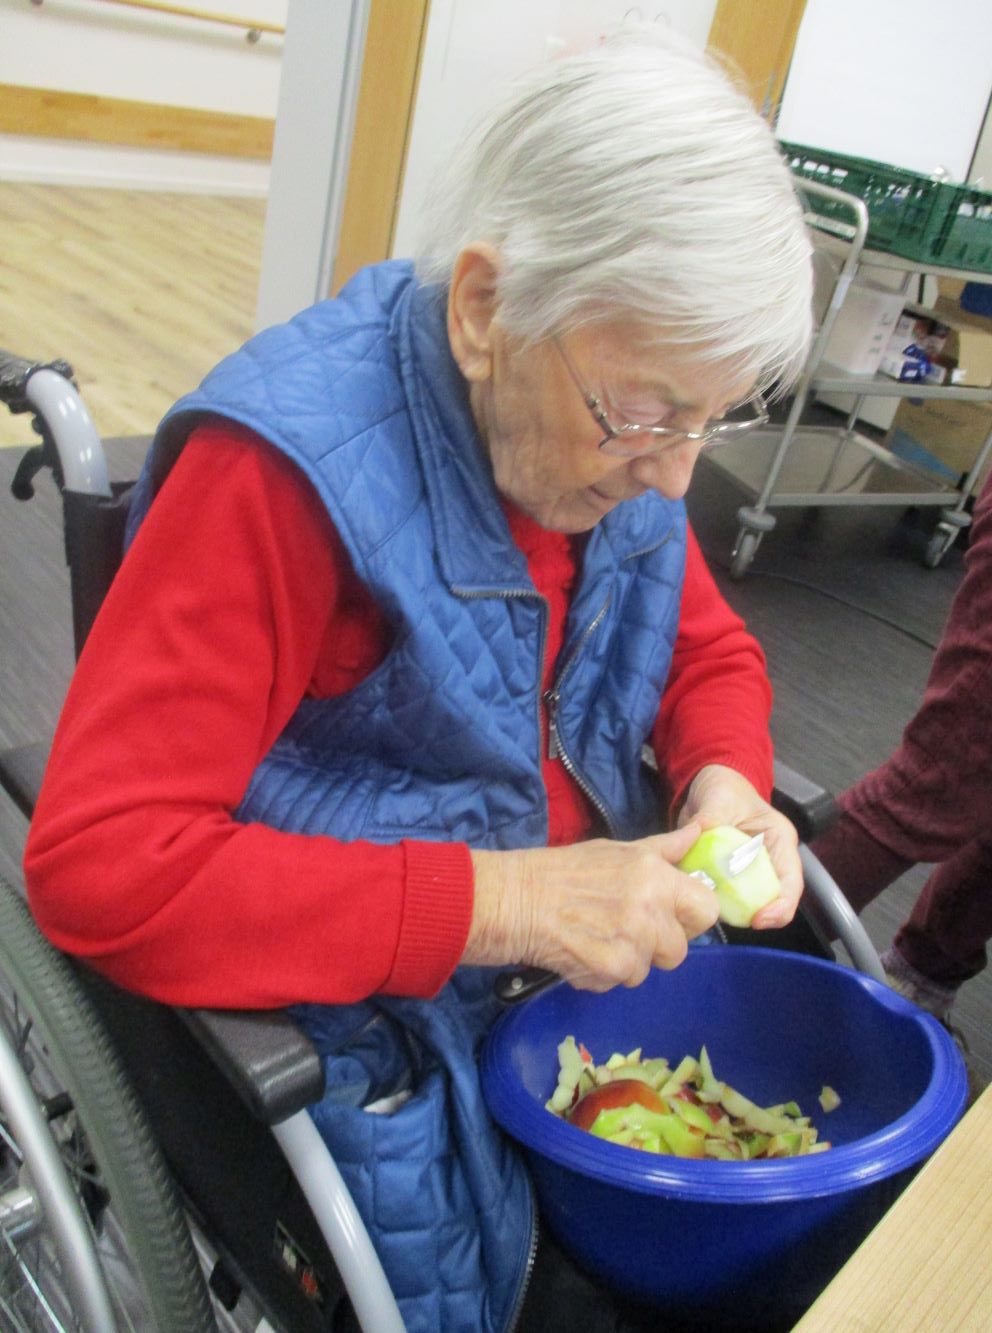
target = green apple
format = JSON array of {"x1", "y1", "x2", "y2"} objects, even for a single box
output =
[{"x1": 678, "y1": 825, "x2": 781, "y2": 928}]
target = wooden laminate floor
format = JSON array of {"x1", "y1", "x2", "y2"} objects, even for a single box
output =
[
  {"x1": 1, "y1": 185, "x2": 988, "y2": 1095},
  {"x1": 0, "y1": 183, "x2": 266, "y2": 447}
]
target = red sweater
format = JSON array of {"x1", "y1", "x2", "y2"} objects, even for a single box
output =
[{"x1": 25, "y1": 424, "x2": 773, "y2": 1008}]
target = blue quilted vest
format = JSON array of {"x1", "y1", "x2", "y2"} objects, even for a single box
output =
[{"x1": 129, "y1": 261, "x2": 687, "y2": 1332}]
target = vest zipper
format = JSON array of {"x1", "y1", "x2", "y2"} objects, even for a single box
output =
[
  {"x1": 445, "y1": 586, "x2": 546, "y2": 1332},
  {"x1": 505, "y1": 1183, "x2": 540, "y2": 1333},
  {"x1": 544, "y1": 594, "x2": 616, "y2": 836}
]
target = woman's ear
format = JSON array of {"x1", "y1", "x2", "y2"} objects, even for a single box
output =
[{"x1": 447, "y1": 243, "x2": 501, "y2": 382}]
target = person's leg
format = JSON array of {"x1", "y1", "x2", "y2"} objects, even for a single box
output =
[
  {"x1": 807, "y1": 810, "x2": 912, "y2": 915},
  {"x1": 811, "y1": 473, "x2": 992, "y2": 913},
  {"x1": 889, "y1": 833, "x2": 992, "y2": 993}
]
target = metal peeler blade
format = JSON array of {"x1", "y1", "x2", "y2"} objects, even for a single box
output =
[{"x1": 728, "y1": 832, "x2": 765, "y2": 876}]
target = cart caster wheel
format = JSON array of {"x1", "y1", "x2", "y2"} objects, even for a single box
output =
[
  {"x1": 730, "y1": 530, "x2": 760, "y2": 580},
  {"x1": 924, "y1": 523, "x2": 956, "y2": 569}
]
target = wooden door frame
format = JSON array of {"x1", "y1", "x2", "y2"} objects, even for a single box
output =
[
  {"x1": 331, "y1": 0, "x2": 431, "y2": 293},
  {"x1": 708, "y1": 0, "x2": 808, "y2": 121},
  {"x1": 332, "y1": 0, "x2": 806, "y2": 294}
]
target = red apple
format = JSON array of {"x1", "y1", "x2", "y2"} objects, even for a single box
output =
[{"x1": 568, "y1": 1079, "x2": 667, "y2": 1132}]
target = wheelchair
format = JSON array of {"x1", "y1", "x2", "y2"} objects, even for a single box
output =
[{"x1": 0, "y1": 350, "x2": 885, "y2": 1333}]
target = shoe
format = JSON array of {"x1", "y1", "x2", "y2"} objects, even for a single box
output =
[
  {"x1": 880, "y1": 947, "x2": 956, "y2": 1023},
  {"x1": 880, "y1": 948, "x2": 986, "y2": 1109}
]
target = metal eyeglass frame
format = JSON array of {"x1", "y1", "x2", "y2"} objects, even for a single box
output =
[{"x1": 554, "y1": 337, "x2": 769, "y2": 458}]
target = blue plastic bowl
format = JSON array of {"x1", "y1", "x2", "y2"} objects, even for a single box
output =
[{"x1": 481, "y1": 947, "x2": 967, "y2": 1329}]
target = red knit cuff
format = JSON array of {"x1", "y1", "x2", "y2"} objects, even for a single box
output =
[
  {"x1": 668, "y1": 751, "x2": 775, "y2": 821},
  {"x1": 381, "y1": 841, "x2": 474, "y2": 997},
  {"x1": 713, "y1": 751, "x2": 774, "y2": 803}
]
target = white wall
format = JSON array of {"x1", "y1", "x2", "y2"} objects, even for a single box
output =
[
  {"x1": 391, "y1": 0, "x2": 717, "y2": 258},
  {"x1": 779, "y1": 0, "x2": 992, "y2": 428},
  {"x1": 776, "y1": 0, "x2": 992, "y2": 183},
  {"x1": 0, "y1": 0, "x2": 287, "y2": 192},
  {"x1": 973, "y1": 99, "x2": 992, "y2": 185}
]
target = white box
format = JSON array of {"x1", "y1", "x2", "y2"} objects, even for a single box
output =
[{"x1": 822, "y1": 281, "x2": 908, "y2": 377}]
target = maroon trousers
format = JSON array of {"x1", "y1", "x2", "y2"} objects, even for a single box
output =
[{"x1": 810, "y1": 472, "x2": 992, "y2": 988}]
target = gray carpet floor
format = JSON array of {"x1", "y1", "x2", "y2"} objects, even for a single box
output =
[{"x1": 688, "y1": 451, "x2": 989, "y2": 1093}]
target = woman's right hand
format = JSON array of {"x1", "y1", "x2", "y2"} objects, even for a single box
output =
[{"x1": 465, "y1": 823, "x2": 719, "y2": 991}]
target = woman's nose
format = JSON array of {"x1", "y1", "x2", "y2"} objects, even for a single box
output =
[{"x1": 631, "y1": 438, "x2": 705, "y2": 501}]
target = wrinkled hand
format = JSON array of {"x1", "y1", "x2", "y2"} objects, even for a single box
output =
[
  {"x1": 466, "y1": 823, "x2": 720, "y2": 991},
  {"x1": 676, "y1": 764, "x2": 803, "y2": 929}
]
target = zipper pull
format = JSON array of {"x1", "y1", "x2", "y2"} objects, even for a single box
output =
[{"x1": 544, "y1": 688, "x2": 560, "y2": 760}]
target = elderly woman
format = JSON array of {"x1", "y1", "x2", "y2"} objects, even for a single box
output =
[{"x1": 25, "y1": 27, "x2": 813, "y2": 1333}]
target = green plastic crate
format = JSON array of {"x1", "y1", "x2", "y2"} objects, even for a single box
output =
[{"x1": 779, "y1": 140, "x2": 992, "y2": 274}]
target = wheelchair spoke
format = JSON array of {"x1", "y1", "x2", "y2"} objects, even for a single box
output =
[
  {"x1": 0, "y1": 995, "x2": 149, "y2": 1332},
  {"x1": 0, "y1": 883, "x2": 217, "y2": 1333},
  {"x1": 1, "y1": 1223, "x2": 81, "y2": 1331},
  {"x1": 0, "y1": 1190, "x2": 150, "y2": 1333}
]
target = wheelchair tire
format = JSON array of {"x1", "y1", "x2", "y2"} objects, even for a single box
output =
[{"x1": 0, "y1": 876, "x2": 216, "y2": 1333}]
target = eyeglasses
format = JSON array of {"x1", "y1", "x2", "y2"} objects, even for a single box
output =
[{"x1": 554, "y1": 338, "x2": 769, "y2": 459}]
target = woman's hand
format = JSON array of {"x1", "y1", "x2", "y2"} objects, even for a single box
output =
[
  {"x1": 465, "y1": 823, "x2": 720, "y2": 991},
  {"x1": 676, "y1": 764, "x2": 803, "y2": 929}
]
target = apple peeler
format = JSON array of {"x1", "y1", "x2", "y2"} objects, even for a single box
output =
[{"x1": 685, "y1": 831, "x2": 765, "y2": 892}]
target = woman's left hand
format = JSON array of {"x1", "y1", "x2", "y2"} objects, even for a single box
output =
[{"x1": 675, "y1": 764, "x2": 803, "y2": 928}]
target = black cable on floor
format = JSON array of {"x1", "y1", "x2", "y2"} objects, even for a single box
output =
[{"x1": 703, "y1": 553, "x2": 941, "y2": 652}]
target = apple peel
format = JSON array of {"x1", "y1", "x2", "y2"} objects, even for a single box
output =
[{"x1": 549, "y1": 1040, "x2": 833, "y2": 1160}]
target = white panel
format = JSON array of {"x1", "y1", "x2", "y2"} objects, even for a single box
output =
[
  {"x1": 776, "y1": 0, "x2": 992, "y2": 182},
  {"x1": 392, "y1": 0, "x2": 717, "y2": 258},
  {"x1": 254, "y1": 0, "x2": 370, "y2": 330}
]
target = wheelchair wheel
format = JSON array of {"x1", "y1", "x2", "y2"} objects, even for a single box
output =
[{"x1": 0, "y1": 878, "x2": 216, "y2": 1332}]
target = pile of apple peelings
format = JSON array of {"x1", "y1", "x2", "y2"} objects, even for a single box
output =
[{"x1": 547, "y1": 1038, "x2": 841, "y2": 1160}]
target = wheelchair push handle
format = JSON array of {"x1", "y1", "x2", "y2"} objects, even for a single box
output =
[
  {"x1": 0, "y1": 348, "x2": 75, "y2": 412},
  {"x1": 0, "y1": 348, "x2": 111, "y2": 499}
]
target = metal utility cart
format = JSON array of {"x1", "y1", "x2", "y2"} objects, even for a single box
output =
[{"x1": 713, "y1": 148, "x2": 992, "y2": 578}]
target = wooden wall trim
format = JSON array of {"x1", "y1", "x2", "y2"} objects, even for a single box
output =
[
  {"x1": 0, "y1": 83, "x2": 274, "y2": 160},
  {"x1": 331, "y1": 0, "x2": 431, "y2": 292}
]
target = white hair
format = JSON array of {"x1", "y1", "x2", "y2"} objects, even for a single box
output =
[{"x1": 415, "y1": 27, "x2": 813, "y2": 395}]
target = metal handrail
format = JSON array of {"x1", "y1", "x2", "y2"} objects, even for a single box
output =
[{"x1": 32, "y1": 0, "x2": 284, "y2": 42}]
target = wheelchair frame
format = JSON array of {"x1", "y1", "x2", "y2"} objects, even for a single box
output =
[
  {"x1": 1, "y1": 352, "x2": 405, "y2": 1333},
  {"x1": 0, "y1": 350, "x2": 884, "y2": 1333}
]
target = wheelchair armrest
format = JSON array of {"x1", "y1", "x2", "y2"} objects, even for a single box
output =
[
  {"x1": 0, "y1": 740, "x2": 326, "y2": 1127},
  {"x1": 180, "y1": 1007, "x2": 325, "y2": 1127},
  {"x1": 771, "y1": 759, "x2": 839, "y2": 843}
]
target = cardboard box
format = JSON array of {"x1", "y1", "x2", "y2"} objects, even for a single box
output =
[
  {"x1": 822, "y1": 280, "x2": 906, "y2": 376},
  {"x1": 892, "y1": 308, "x2": 950, "y2": 359},
  {"x1": 884, "y1": 396, "x2": 992, "y2": 488},
  {"x1": 930, "y1": 298, "x2": 992, "y2": 388}
]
